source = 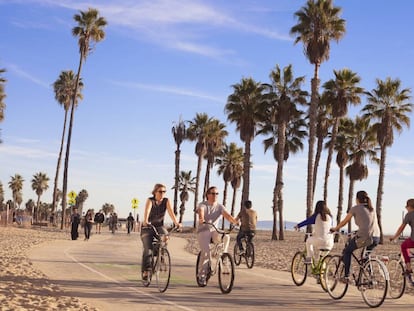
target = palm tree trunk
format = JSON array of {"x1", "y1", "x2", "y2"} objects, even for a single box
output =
[
  {"x1": 242, "y1": 140, "x2": 251, "y2": 208},
  {"x1": 376, "y1": 145, "x2": 386, "y2": 244},
  {"x1": 347, "y1": 179, "x2": 355, "y2": 233},
  {"x1": 193, "y1": 155, "x2": 203, "y2": 228},
  {"x1": 323, "y1": 120, "x2": 339, "y2": 202},
  {"x1": 173, "y1": 148, "x2": 180, "y2": 216},
  {"x1": 312, "y1": 134, "x2": 323, "y2": 197},
  {"x1": 51, "y1": 110, "x2": 68, "y2": 225},
  {"x1": 61, "y1": 56, "x2": 84, "y2": 230}
]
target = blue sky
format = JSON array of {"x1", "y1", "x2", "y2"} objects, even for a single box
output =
[{"x1": 1, "y1": 0, "x2": 413, "y2": 235}]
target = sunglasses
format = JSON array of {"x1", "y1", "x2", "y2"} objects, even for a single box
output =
[
  {"x1": 209, "y1": 192, "x2": 219, "y2": 195},
  {"x1": 158, "y1": 190, "x2": 166, "y2": 193}
]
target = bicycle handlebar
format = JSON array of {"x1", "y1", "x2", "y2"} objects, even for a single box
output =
[{"x1": 202, "y1": 222, "x2": 237, "y2": 235}]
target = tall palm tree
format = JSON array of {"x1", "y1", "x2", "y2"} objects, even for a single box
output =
[
  {"x1": 0, "y1": 68, "x2": 6, "y2": 144},
  {"x1": 187, "y1": 113, "x2": 212, "y2": 227},
  {"x1": 225, "y1": 77, "x2": 265, "y2": 206},
  {"x1": 216, "y1": 142, "x2": 244, "y2": 211},
  {"x1": 8, "y1": 174, "x2": 24, "y2": 224},
  {"x1": 51, "y1": 70, "x2": 83, "y2": 223},
  {"x1": 362, "y1": 77, "x2": 412, "y2": 243},
  {"x1": 176, "y1": 170, "x2": 196, "y2": 223},
  {"x1": 61, "y1": 8, "x2": 107, "y2": 229},
  {"x1": 0, "y1": 182, "x2": 4, "y2": 211},
  {"x1": 172, "y1": 117, "x2": 186, "y2": 216},
  {"x1": 101, "y1": 203, "x2": 115, "y2": 217},
  {"x1": 322, "y1": 69, "x2": 363, "y2": 202},
  {"x1": 202, "y1": 118, "x2": 228, "y2": 197},
  {"x1": 31, "y1": 172, "x2": 50, "y2": 222},
  {"x1": 259, "y1": 64, "x2": 308, "y2": 240},
  {"x1": 291, "y1": 0, "x2": 346, "y2": 219},
  {"x1": 345, "y1": 116, "x2": 378, "y2": 233}
]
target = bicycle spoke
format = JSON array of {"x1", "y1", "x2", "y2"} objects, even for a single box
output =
[
  {"x1": 387, "y1": 258, "x2": 406, "y2": 299},
  {"x1": 325, "y1": 255, "x2": 348, "y2": 300},
  {"x1": 218, "y1": 253, "x2": 234, "y2": 294},
  {"x1": 291, "y1": 251, "x2": 307, "y2": 286},
  {"x1": 155, "y1": 248, "x2": 171, "y2": 293}
]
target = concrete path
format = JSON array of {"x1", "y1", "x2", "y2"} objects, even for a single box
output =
[{"x1": 29, "y1": 231, "x2": 414, "y2": 310}]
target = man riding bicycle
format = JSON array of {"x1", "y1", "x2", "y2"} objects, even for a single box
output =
[{"x1": 235, "y1": 200, "x2": 257, "y2": 254}]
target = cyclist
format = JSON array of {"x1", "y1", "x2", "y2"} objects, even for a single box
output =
[
  {"x1": 196, "y1": 186, "x2": 239, "y2": 285},
  {"x1": 294, "y1": 200, "x2": 334, "y2": 264},
  {"x1": 235, "y1": 200, "x2": 257, "y2": 254},
  {"x1": 141, "y1": 183, "x2": 182, "y2": 281},
  {"x1": 330, "y1": 190, "x2": 379, "y2": 283},
  {"x1": 390, "y1": 198, "x2": 414, "y2": 284}
]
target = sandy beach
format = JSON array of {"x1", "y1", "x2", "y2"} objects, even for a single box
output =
[{"x1": 0, "y1": 225, "x2": 412, "y2": 310}]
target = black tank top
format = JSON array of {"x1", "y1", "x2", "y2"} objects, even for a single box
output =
[{"x1": 148, "y1": 197, "x2": 167, "y2": 227}]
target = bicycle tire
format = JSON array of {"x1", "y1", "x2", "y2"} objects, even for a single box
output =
[
  {"x1": 195, "y1": 252, "x2": 208, "y2": 287},
  {"x1": 233, "y1": 243, "x2": 241, "y2": 266},
  {"x1": 291, "y1": 251, "x2": 307, "y2": 286},
  {"x1": 155, "y1": 247, "x2": 171, "y2": 293},
  {"x1": 319, "y1": 254, "x2": 331, "y2": 292},
  {"x1": 361, "y1": 258, "x2": 388, "y2": 308},
  {"x1": 218, "y1": 253, "x2": 235, "y2": 294},
  {"x1": 324, "y1": 255, "x2": 348, "y2": 299},
  {"x1": 387, "y1": 258, "x2": 405, "y2": 299},
  {"x1": 245, "y1": 241, "x2": 255, "y2": 269}
]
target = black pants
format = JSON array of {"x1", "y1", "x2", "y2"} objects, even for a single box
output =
[
  {"x1": 236, "y1": 230, "x2": 255, "y2": 251},
  {"x1": 84, "y1": 222, "x2": 92, "y2": 239},
  {"x1": 140, "y1": 226, "x2": 167, "y2": 272},
  {"x1": 71, "y1": 223, "x2": 79, "y2": 240}
]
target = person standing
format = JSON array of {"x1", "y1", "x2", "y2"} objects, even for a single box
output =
[
  {"x1": 70, "y1": 207, "x2": 81, "y2": 240},
  {"x1": 84, "y1": 209, "x2": 94, "y2": 241},
  {"x1": 141, "y1": 183, "x2": 182, "y2": 281},
  {"x1": 330, "y1": 190, "x2": 378, "y2": 282},
  {"x1": 127, "y1": 212, "x2": 135, "y2": 234},
  {"x1": 235, "y1": 200, "x2": 257, "y2": 254},
  {"x1": 390, "y1": 198, "x2": 414, "y2": 284},
  {"x1": 94, "y1": 210, "x2": 105, "y2": 234},
  {"x1": 294, "y1": 200, "x2": 334, "y2": 264},
  {"x1": 196, "y1": 186, "x2": 239, "y2": 285}
]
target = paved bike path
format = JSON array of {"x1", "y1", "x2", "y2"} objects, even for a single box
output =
[{"x1": 29, "y1": 232, "x2": 414, "y2": 310}]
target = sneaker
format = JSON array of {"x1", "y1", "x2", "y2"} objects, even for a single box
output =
[
  {"x1": 198, "y1": 275, "x2": 207, "y2": 286},
  {"x1": 340, "y1": 276, "x2": 350, "y2": 284},
  {"x1": 304, "y1": 257, "x2": 312, "y2": 264}
]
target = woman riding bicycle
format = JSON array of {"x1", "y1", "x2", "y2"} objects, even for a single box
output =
[
  {"x1": 294, "y1": 200, "x2": 334, "y2": 264},
  {"x1": 196, "y1": 186, "x2": 239, "y2": 286},
  {"x1": 141, "y1": 183, "x2": 182, "y2": 281},
  {"x1": 330, "y1": 190, "x2": 380, "y2": 283}
]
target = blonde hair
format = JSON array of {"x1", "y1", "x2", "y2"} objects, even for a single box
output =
[{"x1": 151, "y1": 183, "x2": 166, "y2": 196}]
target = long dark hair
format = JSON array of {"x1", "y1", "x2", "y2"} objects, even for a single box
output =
[
  {"x1": 314, "y1": 200, "x2": 331, "y2": 221},
  {"x1": 356, "y1": 190, "x2": 373, "y2": 211}
]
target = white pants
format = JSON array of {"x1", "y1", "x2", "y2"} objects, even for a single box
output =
[
  {"x1": 197, "y1": 230, "x2": 230, "y2": 277},
  {"x1": 306, "y1": 236, "x2": 333, "y2": 261}
]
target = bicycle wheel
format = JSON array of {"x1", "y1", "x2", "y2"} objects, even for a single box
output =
[
  {"x1": 245, "y1": 241, "x2": 255, "y2": 269},
  {"x1": 233, "y1": 243, "x2": 241, "y2": 266},
  {"x1": 218, "y1": 253, "x2": 234, "y2": 294},
  {"x1": 195, "y1": 252, "x2": 208, "y2": 287},
  {"x1": 324, "y1": 255, "x2": 348, "y2": 299},
  {"x1": 291, "y1": 251, "x2": 307, "y2": 286},
  {"x1": 155, "y1": 247, "x2": 171, "y2": 293},
  {"x1": 142, "y1": 251, "x2": 154, "y2": 287},
  {"x1": 387, "y1": 258, "x2": 405, "y2": 299},
  {"x1": 319, "y1": 255, "x2": 331, "y2": 292},
  {"x1": 361, "y1": 258, "x2": 388, "y2": 308}
]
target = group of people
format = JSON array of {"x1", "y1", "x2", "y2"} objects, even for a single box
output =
[
  {"x1": 139, "y1": 183, "x2": 257, "y2": 284},
  {"x1": 295, "y1": 190, "x2": 414, "y2": 285}
]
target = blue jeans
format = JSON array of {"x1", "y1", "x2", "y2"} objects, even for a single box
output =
[{"x1": 342, "y1": 236, "x2": 380, "y2": 276}]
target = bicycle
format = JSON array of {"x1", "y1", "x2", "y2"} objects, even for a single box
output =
[
  {"x1": 386, "y1": 241, "x2": 414, "y2": 299},
  {"x1": 141, "y1": 224, "x2": 178, "y2": 293},
  {"x1": 233, "y1": 231, "x2": 255, "y2": 269},
  {"x1": 324, "y1": 233, "x2": 389, "y2": 308},
  {"x1": 195, "y1": 222, "x2": 235, "y2": 294},
  {"x1": 291, "y1": 232, "x2": 336, "y2": 291}
]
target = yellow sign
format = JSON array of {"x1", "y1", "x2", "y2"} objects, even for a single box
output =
[
  {"x1": 68, "y1": 191, "x2": 77, "y2": 200},
  {"x1": 131, "y1": 198, "x2": 139, "y2": 209}
]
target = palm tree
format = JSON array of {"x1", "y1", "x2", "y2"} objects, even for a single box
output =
[
  {"x1": 101, "y1": 203, "x2": 115, "y2": 217},
  {"x1": 259, "y1": 64, "x2": 308, "y2": 240},
  {"x1": 344, "y1": 116, "x2": 378, "y2": 233},
  {"x1": 75, "y1": 189, "x2": 89, "y2": 215},
  {"x1": 8, "y1": 174, "x2": 24, "y2": 224},
  {"x1": 172, "y1": 117, "x2": 186, "y2": 216},
  {"x1": 176, "y1": 171, "x2": 196, "y2": 223},
  {"x1": 187, "y1": 113, "x2": 212, "y2": 227},
  {"x1": 51, "y1": 71, "x2": 83, "y2": 224},
  {"x1": 0, "y1": 182, "x2": 4, "y2": 211},
  {"x1": 216, "y1": 142, "x2": 244, "y2": 211},
  {"x1": 322, "y1": 69, "x2": 363, "y2": 202},
  {"x1": 225, "y1": 77, "x2": 265, "y2": 206},
  {"x1": 61, "y1": 8, "x2": 107, "y2": 229},
  {"x1": 31, "y1": 172, "x2": 50, "y2": 222},
  {"x1": 202, "y1": 118, "x2": 228, "y2": 197},
  {"x1": 291, "y1": 0, "x2": 345, "y2": 219},
  {"x1": 362, "y1": 77, "x2": 412, "y2": 243}
]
